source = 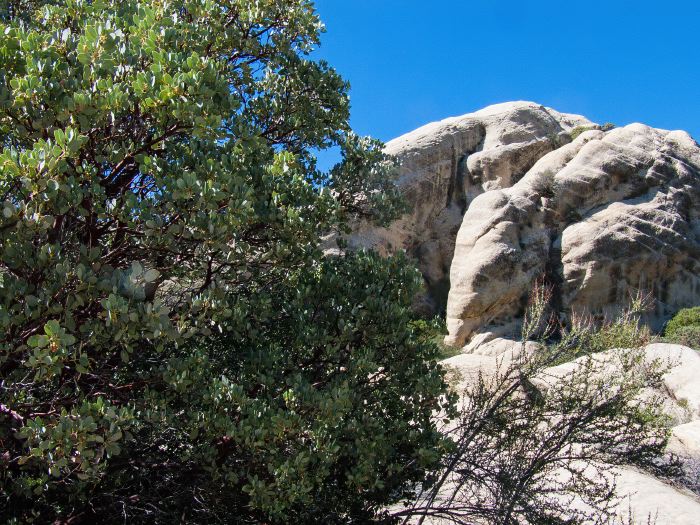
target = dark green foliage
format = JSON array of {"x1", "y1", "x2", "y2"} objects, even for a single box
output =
[
  {"x1": 5, "y1": 252, "x2": 453, "y2": 523},
  {"x1": 410, "y1": 316, "x2": 460, "y2": 361},
  {"x1": 0, "y1": 1, "x2": 444, "y2": 522},
  {"x1": 665, "y1": 325, "x2": 700, "y2": 349},
  {"x1": 664, "y1": 307, "x2": 700, "y2": 349}
]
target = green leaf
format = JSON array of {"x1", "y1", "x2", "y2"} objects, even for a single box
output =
[
  {"x1": 27, "y1": 335, "x2": 48, "y2": 348},
  {"x1": 44, "y1": 320, "x2": 61, "y2": 336},
  {"x1": 131, "y1": 261, "x2": 143, "y2": 276},
  {"x1": 144, "y1": 269, "x2": 160, "y2": 282},
  {"x1": 54, "y1": 129, "x2": 65, "y2": 146}
]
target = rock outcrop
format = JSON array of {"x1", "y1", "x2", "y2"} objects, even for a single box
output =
[
  {"x1": 351, "y1": 101, "x2": 700, "y2": 346},
  {"x1": 446, "y1": 122, "x2": 700, "y2": 347},
  {"x1": 365, "y1": 101, "x2": 700, "y2": 525},
  {"x1": 348, "y1": 101, "x2": 593, "y2": 315}
]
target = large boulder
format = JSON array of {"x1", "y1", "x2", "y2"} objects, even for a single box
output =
[
  {"x1": 349, "y1": 102, "x2": 700, "y2": 345},
  {"x1": 607, "y1": 466, "x2": 700, "y2": 525},
  {"x1": 347, "y1": 101, "x2": 592, "y2": 315},
  {"x1": 532, "y1": 343, "x2": 700, "y2": 425},
  {"x1": 369, "y1": 102, "x2": 700, "y2": 525},
  {"x1": 441, "y1": 120, "x2": 700, "y2": 346}
]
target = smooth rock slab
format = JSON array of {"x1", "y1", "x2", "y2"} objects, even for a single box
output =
[{"x1": 612, "y1": 466, "x2": 700, "y2": 525}]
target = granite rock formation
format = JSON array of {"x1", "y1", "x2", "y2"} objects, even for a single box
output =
[
  {"x1": 348, "y1": 101, "x2": 593, "y2": 316},
  {"x1": 350, "y1": 101, "x2": 700, "y2": 347}
]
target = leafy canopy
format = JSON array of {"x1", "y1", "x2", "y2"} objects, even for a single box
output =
[{"x1": 0, "y1": 1, "x2": 447, "y2": 523}]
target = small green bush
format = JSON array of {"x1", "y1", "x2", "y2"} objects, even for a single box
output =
[
  {"x1": 525, "y1": 284, "x2": 652, "y2": 365},
  {"x1": 569, "y1": 126, "x2": 595, "y2": 140},
  {"x1": 666, "y1": 326, "x2": 700, "y2": 349},
  {"x1": 664, "y1": 307, "x2": 700, "y2": 349},
  {"x1": 582, "y1": 316, "x2": 652, "y2": 354},
  {"x1": 569, "y1": 122, "x2": 616, "y2": 140},
  {"x1": 410, "y1": 316, "x2": 461, "y2": 360}
]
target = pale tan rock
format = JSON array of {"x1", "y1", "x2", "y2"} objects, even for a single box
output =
[
  {"x1": 428, "y1": 343, "x2": 700, "y2": 524},
  {"x1": 439, "y1": 339, "x2": 543, "y2": 392},
  {"x1": 445, "y1": 122, "x2": 700, "y2": 347},
  {"x1": 444, "y1": 131, "x2": 602, "y2": 346},
  {"x1": 347, "y1": 103, "x2": 699, "y2": 345},
  {"x1": 390, "y1": 464, "x2": 700, "y2": 525},
  {"x1": 370, "y1": 102, "x2": 700, "y2": 523},
  {"x1": 455, "y1": 343, "x2": 700, "y2": 523},
  {"x1": 440, "y1": 352, "x2": 504, "y2": 392},
  {"x1": 548, "y1": 462, "x2": 700, "y2": 525},
  {"x1": 644, "y1": 343, "x2": 700, "y2": 419},
  {"x1": 347, "y1": 101, "x2": 592, "y2": 315},
  {"x1": 529, "y1": 343, "x2": 700, "y2": 423},
  {"x1": 668, "y1": 421, "x2": 700, "y2": 459},
  {"x1": 611, "y1": 466, "x2": 700, "y2": 525}
]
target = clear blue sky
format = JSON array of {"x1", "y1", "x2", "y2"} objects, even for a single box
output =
[{"x1": 312, "y1": 0, "x2": 699, "y2": 154}]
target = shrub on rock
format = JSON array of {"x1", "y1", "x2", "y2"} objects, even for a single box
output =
[{"x1": 665, "y1": 307, "x2": 700, "y2": 349}]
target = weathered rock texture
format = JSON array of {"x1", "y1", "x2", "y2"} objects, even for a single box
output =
[
  {"x1": 352, "y1": 101, "x2": 700, "y2": 346},
  {"x1": 348, "y1": 101, "x2": 593, "y2": 315},
  {"x1": 446, "y1": 121, "x2": 700, "y2": 347},
  {"x1": 366, "y1": 101, "x2": 700, "y2": 525}
]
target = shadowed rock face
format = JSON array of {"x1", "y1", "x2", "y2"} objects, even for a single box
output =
[{"x1": 350, "y1": 102, "x2": 700, "y2": 347}]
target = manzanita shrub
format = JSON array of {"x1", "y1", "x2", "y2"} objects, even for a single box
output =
[{"x1": 0, "y1": 1, "x2": 452, "y2": 522}]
